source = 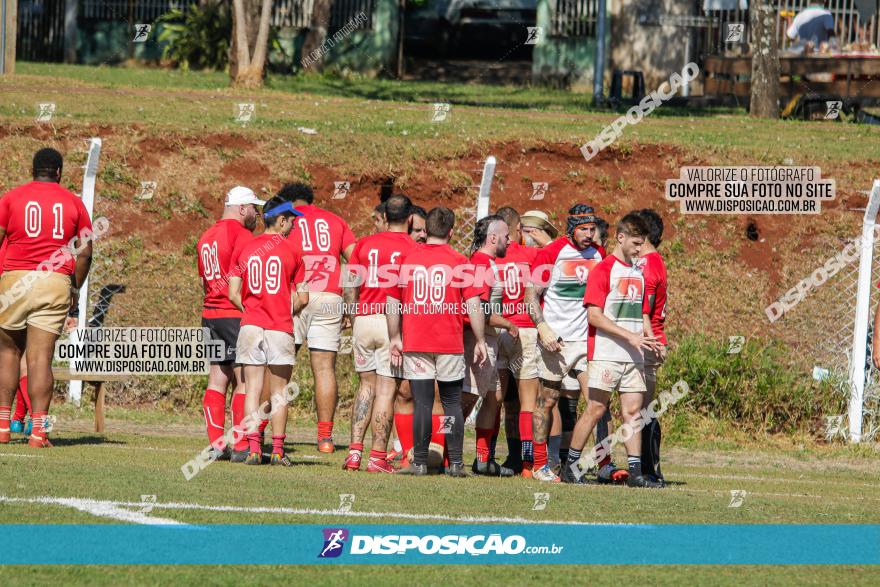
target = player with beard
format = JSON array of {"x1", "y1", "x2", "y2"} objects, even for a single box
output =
[{"x1": 408, "y1": 205, "x2": 428, "y2": 244}]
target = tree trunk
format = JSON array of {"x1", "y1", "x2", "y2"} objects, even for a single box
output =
[
  {"x1": 230, "y1": 0, "x2": 273, "y2": 88},
  {"x1": 301, "y1": 0, "x2": 331, "y2": 70},
  {"x1": 749, "y1": 3, "x2": 780, "y2": 118}
]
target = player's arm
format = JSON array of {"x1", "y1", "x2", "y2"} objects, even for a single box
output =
[
  {"x1": 526, "y1": 284, "x2": 561, "y2": 352},
  {"x1": 71, "y1": 237, "x2": 93, "y2": 312},
  {"x1": 293, "y1": 283, "x2": 309, "y2": 316},
  {"x1": 228, "y1": 276, "x2": 244, "y2": 312},
  {"x1": 386, "y1": 293, "x2": 403, "y2": 369},
  {"x1": 873, "y1": 300, "x2": 880, "y2": 370},
  {"x1": 588, "y1": 305, "x2": 657, "y2": 351},
  {"x1": 341, "y1": 242, "x2": 356, "y2": 262},
  {"x1": 466, "y1": 294, "x2": 488, "y2": 366},
  {"x1": 488, "y1": 312, "x2": 518, "y2": 338}
]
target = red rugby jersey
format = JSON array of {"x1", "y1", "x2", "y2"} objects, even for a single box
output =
[
  {"x1": 639, "y1": 251, "x2": 668, "y2": 346},
  {"x1": 232, "y1": 233, "x2": 305, "y2": 334},
  {"x1": 388, "y1": 243, "x2": 482, "y2": 354},
  {"x1": 0, "y1": 181, "x2": 93, "y2": 275},
  {"x1": 286, "y1": 204, "x2": 356, "y2": 296},
  {"x1": 498, "y1": 241, "x2": 538, "y2": 328},
  {"x1": 349, "y1": 230, "x2": 416, "y2": 316},
  {"x1": 197, "y1": 218, "x2": 254, "y2": 319}
]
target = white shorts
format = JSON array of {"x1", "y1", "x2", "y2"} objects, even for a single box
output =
[
  {"x1": 561, "y1": 371, "x2": 584, "y2": 392},
  {"x1": 404, "y1": 352, "x2": 465, "y2": 382},
  {"x1": 352, "y1": 313, "x2": 400, "y2": 378},
  {"x1": 538, "y1": 341, "x2": 588, "y2": 383},
  {"x1": 236, "y1": 325, "x2": 297, "y2": 366},
  {"x1": 463, "y1": 330, "x2": 499, "y2": 397},
  {"x1": 294, "y1": 292, "x2": 343, "y2": 352},
  {"x1": 496, "y1": 327, "x2": 540, "y2": 380},
  {"x1": 588, "y1": 360, "x2": 646, "y2": 393}
]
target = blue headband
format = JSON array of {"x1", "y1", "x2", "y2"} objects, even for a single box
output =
[{"x1": 263, "y1": 202, "x2": 303, "y2": 219}]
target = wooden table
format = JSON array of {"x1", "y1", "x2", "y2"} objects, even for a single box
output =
[{"x1": 53, "y1": 368, "x2": 128, "y2": 433}]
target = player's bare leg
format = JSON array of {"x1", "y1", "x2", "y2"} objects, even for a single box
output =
[
  {"x1": 366, "y1": 374, "x2": 397, "y2": 473},
  {"x1": 532, "y1": 379, "x2": 562, "y2": 481},
  {"x1": 22, "y1": 325, "x2": 59, "y2": 447},
  {"x1": 393, "y1": 380, "x2": 414, "y2": 466},
  {"x1": 0, "y1": 328, "x2": 25, "y2": 443},
  {"x1": 344, "y1": 370, "x2": 376, "y2": 471},
  {"x1": 311, "y1": 350, "x2": 338, "y2": 452},
  {"x1": 267, "y1": 364, "x2": 294, "y2": 466}
]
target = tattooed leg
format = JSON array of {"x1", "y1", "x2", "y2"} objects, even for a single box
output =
[
  {"x1": 370, "y1": 374, "x2": 398, "y2": 451},
  {"x1": 350, "y1": 371, "x2": 376, "y2": 445},
  {"x1": 532, "y1": 379, "x2": 561, "y2": 444}
]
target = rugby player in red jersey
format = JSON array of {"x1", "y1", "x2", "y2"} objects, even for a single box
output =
[
  {"x1": 636, "y1": 208, "x2": 668, "y2": 484},
  {"x1": 388, "y1": 207, "x2": 487, "y2": 477},
  {"x1": 524, "y1": 205, "x2": 604, "y2": 482},
  {"x1": 228, "y1": 196, "x2": 308, "y2": 466},
  {"x1": 278, "y1": 183, "x2": 356, "y2": 453},
  {"x1": 0, "y1": 148, "x2": 93, "y2": 447},
  {"x1": 343, "y1": 194, "x2": 417, "y2": 472},
  {"x1": 562, "y1": 212, "x2": 662, "y2": 488},
  {"x1": 196, "y1": 186, "x2": 264, "y2": 461}
]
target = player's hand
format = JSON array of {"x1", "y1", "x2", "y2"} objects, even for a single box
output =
[
  {"x1": 507, "y1": 324, "x2": 520, "y2": 339},
  {"x1": 64, "y1": 316, "x2": 79, "y2": 333},
  {"x1": 627, "y1": 332, "x2": 657, "y2": 351},
  {"x1": 390, "y1": 337, "x2": 404, "y2": 370},
  {"x1": 474, "y1": 340, "x2": 488, "y2": 367},
  {"x1": 657, "y1": 344, "x2": 668, "y2": 362},
  {"x1": 537, "y1": 322, "x2": 563, "y2": 352}
]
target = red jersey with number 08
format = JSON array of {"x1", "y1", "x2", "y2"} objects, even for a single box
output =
[
  {"x1": 638, "y1": 251, "x2": 668, "y2": 345},
  {"x1": 349, "y1": 231, "x2": 416, "y2": 316},
  {"x1": 197, "y1": 218, "x2": 255, "y2": 319},
  {"x1": 498, "y1": 241, "x2": 538, "y2": 328},
  {"x1": 286, "y1": 204, "x2": 356, "y2": 296},
  {"x1": 0, "y1": 181, "x2": 93, "y2": 275},
  {"x1": 388, "y1": 243, "x2": 482, "y2": 354},
  {"x1": 232, "y1": 233, "x2": 305, "y2": 334}
]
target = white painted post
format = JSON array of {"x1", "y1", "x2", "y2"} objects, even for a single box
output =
[{"x1": 476, "y1": 156, "x2": 495, "y2": 221}]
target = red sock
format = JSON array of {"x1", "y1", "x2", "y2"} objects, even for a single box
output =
[
  {"x1": 534, "y1": 441, "x2": 548, "y2": 469},
  {"x1": 369, "y1": 448, "x2": 386, "y2": 461},
  {"x1": 430, "y1": 414, "x2": 445, "y2": 447},
  {"x1": 0, "y1": 405, "x2": 10, "y2": 433},
  {"x1": 519, "y1": 411, "x2": 534, "y2": 442},
  {"x1": 231, "y1": 394, "x2": 247, "y2": 452},
  {"x1": 394, "y1": 413, "x2": 414, "y2": 456},
  {"x1": 318, "y1": 421, "x2": 333, "y2": 440},
  {"x1": 272, "y1": 435, "x2": 285, "y2": 455},
  {"x1": 476, "y1": 428, "x2": 493, "y2": 463},
  {"x1": 247, "y1": 432, "x2": 261, "y2": 454},
  {"x1": 13, "y1": 377, "x2": 30, "y2": 421},
  {"x1": 31, "y1": 410, "x2": 49, "y2": 440},
  {"x1": 202, "y1": 389, "x2": 226, "y2": 449},
  {"x1": 599, "y1": 453, "x2": 612, "y2": 468},
  {"x1": 349, "y1": 442, "x2": 364, "y2": 452},
  {"x1": 258, "y1": 418, "x2": 269, "y2": 436}
]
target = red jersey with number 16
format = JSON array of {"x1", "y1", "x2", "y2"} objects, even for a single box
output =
[
  {"x1": 389, "y1": 243, "x2": 482, "y2": 354},
  {"x1": 197, "y1": 218, "x2": 254, "y2": 319},
  {"x1": 231, "y1": 233, "x2": 305, "y2": 334},
  {"x1": 287, "y1": 204, "x2": 356, "y2": 296},
  {"x1": 349, "y1": 231, "x2": 416, "y2": 316},
  {"x1": 0, "y1": 181, "x2": 92, "y2": 275}
]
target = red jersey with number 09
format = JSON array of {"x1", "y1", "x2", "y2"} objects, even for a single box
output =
[
  {"x1": 232, "y1": 233, "x2": 305, "y2": 334},
  {"x1": 498, "y1": 241, "x2": 538, "y2": 328},
  {"x1": 286, "y1": 204, "x2": 356, "y2": 296},
  {"x1": 197, "y1": 218, "x2": 254, "y2": 319},
  {"x1": 638, "y1": 251, "x2": 668, "y2": 345},
  {"x1": 0, "y1": 181, "x2": 93, "y2": 275},
  {"x1": 349, "y1": 231, "x2": 416, "y2": 316},
  {"x1": 388, "y1": 243, "x2": 482, "y2": 354}
]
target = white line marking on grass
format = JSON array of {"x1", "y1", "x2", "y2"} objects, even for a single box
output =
[
  {"x1": 0, "y1": 495, "x2": 637, "y2": 526},
  {"x1": 0, "y1": 496, "x2": 186, "y2": 526},
  {"x1": 0, "y1": 453, "x2": 41, "y2": 458},
  {"x1": 671, "y1": 470, "x2": 880, "y2": 491}
]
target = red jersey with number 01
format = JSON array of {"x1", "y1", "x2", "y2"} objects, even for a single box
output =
[
  {"x1": 197, "y1": 218, "x2": 254, "y2": 319},
  {"x1": 349, "y1": 231, "x2": 416, "y2": 316},
  {"x1": 638, "y1": 251, "x2": 668, "y2": 346},
  {"x1": 231, "y1": 233, "x2": 305, "y2": 334},
  {"x1": 498, "y1": 241, "x2": 538, "y2": 328},
  {"x1": 0, "y1": 181, "x2": 93, "y2": 275},
  {"x1": 286, "y1": 204, "x2": 356, "y2": 296},
  {"x1": 389, "y1": 243, "x2": 482, "y2": 354}
]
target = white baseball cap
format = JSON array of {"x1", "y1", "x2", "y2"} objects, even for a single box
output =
[{"x1": 224, "y1": 186, "x2": 266, "y2": 207}]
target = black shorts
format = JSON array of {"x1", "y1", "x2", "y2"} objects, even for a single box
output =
[{"x1": 202, "y1": 317, "x2": 240, "y2": 365}]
